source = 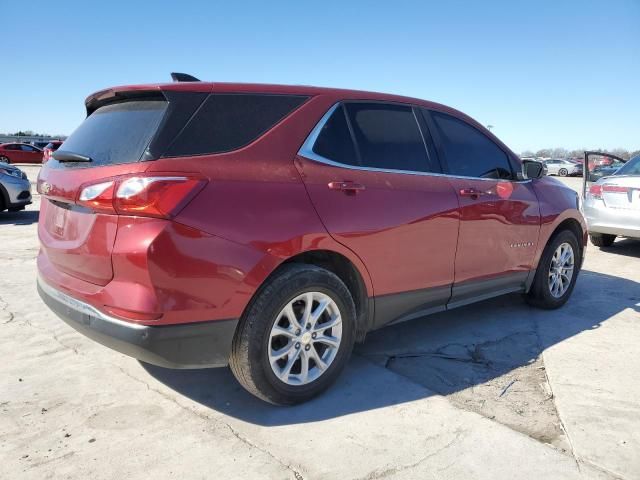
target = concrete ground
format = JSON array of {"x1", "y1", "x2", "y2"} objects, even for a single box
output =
[{"x1": 1, "y1": 170, "x2": 638, "y2": 479}]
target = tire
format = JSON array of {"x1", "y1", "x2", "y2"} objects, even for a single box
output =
[
  {"x1": 526, "y1": 230, "x2": 581, "y2": 309},
  {"x1": 229, "y1": 263, "x2": 356, "y2": 405},
  {"x1": 558, "y1": 168, "x2": 568, "y2": 177},
  {"x1": 8, "y1": 206, "x2": 25, "y2": 212},
  {"x1": 589, "y1": 233, "x2": 616, "y2": 248},
  {"x1": 0, "y1": 156, "x2": 10, "y2": 164}
]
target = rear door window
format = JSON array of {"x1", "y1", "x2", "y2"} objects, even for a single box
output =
[
  {"x1": 429, "y1": 110, "x2": 513, "y2": 179},
  {"x1": 59, "y1": 100, "x2": 168, "y2": 166},
  {"x1": 345, "y1": 103, "x2": 431, "y2": 172},
  {"x1": 312, "y1": 105, "x2": 359, "y2": 166},
  {"x1": 164, "y1": 94, "x2": 308, "y2": 157}
]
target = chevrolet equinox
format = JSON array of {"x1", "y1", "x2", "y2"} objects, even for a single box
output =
[{"x1": 37, "y1": 75, "x2": 586, "y2": 404}]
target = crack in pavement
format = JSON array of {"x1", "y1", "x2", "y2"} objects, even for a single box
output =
[{"x1": 355, "y1": 429, "x2": 466, "y2": 480}]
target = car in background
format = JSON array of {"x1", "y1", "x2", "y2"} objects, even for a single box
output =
[
  {"x1": 0, "y1": 143, "x2": 44, "y2": 164},
  {"x1": 0, "y1": 161, "x2": 32, "y2": 212},
  {"x1": 544, "y1": 158, "x2": 583, "y2": 177},
  {"x1": 589, "y1": 159, "x2": 625, "y2": 182},
  {"x1": 584, "y1": 155, "x2": 640, "y2": 247},
  {"x1": 42, "y1": 141, "x2": 64, "y2": 163},
  {"x1": 33, "y1": 141, "x2": 51, "y2": 149}
]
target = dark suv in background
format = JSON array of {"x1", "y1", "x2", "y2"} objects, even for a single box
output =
[{"x1": 37, "y1": 76, "x2": 586, "y2": 404}]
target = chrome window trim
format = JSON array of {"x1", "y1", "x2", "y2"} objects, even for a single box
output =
[{"x1": 298, "y1": 102, "x2": 532, "y2": 184}]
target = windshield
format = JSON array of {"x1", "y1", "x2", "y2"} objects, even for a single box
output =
[
  {"x1": 614, "y1": 156, "x2": 640, "y2": 176},
  {"x1": 58, "y1": 100, "x2": 167, "y2": 167}
]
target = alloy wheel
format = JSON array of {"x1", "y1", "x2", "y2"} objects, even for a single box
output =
[
  {"x1": 548, "y1": 242, "x2": 574, "y2": 298},
  {"x1": 268, "y1": 291, "x2": 342, "y2": 386}
]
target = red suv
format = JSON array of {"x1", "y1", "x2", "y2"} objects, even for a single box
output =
[{"x1": 37, "y1": 77, "x2": 586, "y2": 404}]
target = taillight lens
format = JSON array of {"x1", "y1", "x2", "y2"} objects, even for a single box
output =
[
  {"x1": 589, "y1": 184, "x2": 603, "y2": 199},
  {"x1": 78, "y1": 181, "x2": 116, "y2": 213},
  {"x1": 77, "y1": 175, "x2": 206, "y2": 218}
]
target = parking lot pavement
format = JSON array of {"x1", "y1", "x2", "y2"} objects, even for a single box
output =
[{"x1": 1, "y1": 182, "x2": 638, "y2": 479}]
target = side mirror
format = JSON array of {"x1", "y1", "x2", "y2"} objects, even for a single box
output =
[{"x1": 522, "y1": 160, "x2": 546, "y2": 179}]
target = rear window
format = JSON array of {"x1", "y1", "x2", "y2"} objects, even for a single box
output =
[
  {"x1": 614, "y1": 156, "x2": 640, "y2": 176},
  {"x1": 164, "y1": 93, "x2": 308, "y2": 157},
  {"x1": 59, "y1": 100, "x2": 167, "y2": 166}
]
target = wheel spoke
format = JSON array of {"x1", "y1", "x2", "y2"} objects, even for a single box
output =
[
  {"x1": 297, "y1": 350, "x2": 310, "y2": 383},
  {"x1": 301, "y1": 292, "x2": 314, "y2": 326},
  {"x1": 314, "y1": 334, "x2": 340, "y2": 349},
  {"x1": 271, "y1": 325, "x2": 297, "y2": 339},
  {"x1": 313, "y1": 313, "x2": 342, "y2": 333},
  {"x1": 283, "y1": 303, "x2": 302, "y2": 330},
  {"x1": 270, "y1": 343, "x2": 294, "y2": 364},
  {"x1": 309, "y1": 345, "x2": 328, "y2": 372},
  {"x1": 310, "y1": 297, "x2": 330, "y2": 327},
  {"x1": 279, "y1": 348, "x2": 301, "y2": 379}
]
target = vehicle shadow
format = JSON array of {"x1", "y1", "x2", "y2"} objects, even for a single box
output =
[
  {"x1": 0, "y1": 209, "x2": 39, "y2": 225},
  {"x1": 597, "y1": 238, "x2": 640, "y2": 258},
  {"x1": 141, "y1": 269, "x2": 639, "y2": 426}
]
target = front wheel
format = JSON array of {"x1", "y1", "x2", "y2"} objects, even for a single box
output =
[
  {"x1": 229, "y1": 264, "x2": 356, "y2": 405},
  {"x1": 0, "y1": 156, "x2": 10, "y2": 164},
  {"x1": 526, "y1": 230, "x2": 581, "y2": 309}
]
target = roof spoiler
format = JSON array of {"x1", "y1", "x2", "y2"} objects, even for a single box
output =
[{"x1": 171, "y1": 72, "x2": 200, "y2": 82}]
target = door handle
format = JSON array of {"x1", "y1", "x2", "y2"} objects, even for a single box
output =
[
  {"x1": 328, "y1": 181, "x2": 366, "y2": 194},
  {"x1": 459, "y1": 188, "x2": 487, "y2": 198}
]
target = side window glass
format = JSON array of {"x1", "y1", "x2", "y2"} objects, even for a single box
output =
[
  {"x1": 345, "y1": 103, "x2": 431, "y2": 172},
  {"x1": 429, "y1": 110, "x2": 513, "y2": 179},
  {"x1": 312, "y1": 105, "x2": 359, "y2": 166}
]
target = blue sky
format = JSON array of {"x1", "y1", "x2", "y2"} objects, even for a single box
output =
[{"x1": 1, "y1": 0, "x2": 638, "y2": 153}]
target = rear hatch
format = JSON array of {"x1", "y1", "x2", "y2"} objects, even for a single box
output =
[
  {"x1": 600, "y1": 176, "x2": 640, "y2": 211},
  {"x1": 38, "y1": 96, "x2": 170, "y2": 285}
]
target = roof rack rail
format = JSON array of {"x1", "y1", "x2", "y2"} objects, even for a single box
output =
[{"x1": 170, "y1": 72, "x2": 200, "y2": 82}]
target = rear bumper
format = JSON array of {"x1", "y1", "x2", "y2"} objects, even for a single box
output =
[
  {"x1": 37, "y1": 277, "x2": 238, "y2": 369},
  {"x1": 584, "y1": 199, "x2": 640, "y2": 239}
]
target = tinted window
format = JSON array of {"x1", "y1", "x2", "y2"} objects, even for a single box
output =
[
  {"x1": 346, "y1": 103, "x2": 430, "y2": 172},
  {"x1": 165, "y1": 94, "x2": 307, "y2": 157},
  {"x1": 312, "y1": 105, "x2": 358, "y2": 166},
  {"x1": 59, "y1": 100, "x2": 167, "y2": 166},
  {"x1": 430, "y1": 111, "x2": 513, "y2": 179},
  {"x1": 20, "y1": 145, "x2": 38, "y2": 151},
  {"x1": 5, "y1": 144, "x2": 20, "y2": 150},
  {"x1": 614, "y1": 156, "x2": 640, "y2": 176}
]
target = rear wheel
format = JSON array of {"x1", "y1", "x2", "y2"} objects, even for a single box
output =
[
  {"x1": 230, "y1": 264, "x2": 356, "y2": 405},
  {"x1": 0, "y1": 156, "x2": 10, "y2": 164},
  {"x1": 558, "y1": 168, "x2": 568, "y2": 177},
  {"x1": 589, "y1": 233, "x2": 616, "y2": 248},
  {"x1": 526, "y1": 230, "x2": 581, "y2": 309}
]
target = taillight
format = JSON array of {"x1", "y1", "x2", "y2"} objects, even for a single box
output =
[
  {"x1": 77, "y1": 175, "x2": 206, "y2": 218},
  {"x1": 589, "y1": 184, "x2": 603, "y2": 199}
]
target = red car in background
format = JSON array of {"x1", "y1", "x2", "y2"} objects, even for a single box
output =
[
  {"x1": 42, "y1": 141, "x2": 64, "y2": 163},
  {"x1": 0, "y1": 143, "x2": 43, "y2": 164},
  {"x1": 37, "y1": 77, "x2": 587, "y2": 404}
]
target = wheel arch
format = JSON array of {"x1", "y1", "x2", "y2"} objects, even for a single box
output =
[{"x1": 245, "y1": 248, "x2": 373, "y2": 341}]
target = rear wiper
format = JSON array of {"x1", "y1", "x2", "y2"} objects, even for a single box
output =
[{"x1": 53, "y1": 151, "x2": 93, "y2": 163}]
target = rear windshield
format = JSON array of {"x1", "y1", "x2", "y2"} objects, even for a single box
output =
[
  {"x1": 614, "y1": 156, "x2": 640, "y2": 176},
  {"x1": 59, "y1": 100, "x2": 167, "y2": 166}
]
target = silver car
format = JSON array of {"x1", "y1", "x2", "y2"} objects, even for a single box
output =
[
  {"x1": 545, "y1": 159, "x2": 583, "y2": 177},
  {"x1": 584, "y1": 155, "x2": 640, "y2": 247},
  {"x1": 0, "y1": 162, "x2": 32, "y2": 212}
]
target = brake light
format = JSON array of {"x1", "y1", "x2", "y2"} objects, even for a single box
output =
[
  {"x1": 589, "y1": 184, "x2": 603, "y2": 199},
  {"x1": 77, "y1": 175, "x2": 206, "y2": 218},
  {"x1": 602, "y1": 185, "x2": 630, "y2": 193}
]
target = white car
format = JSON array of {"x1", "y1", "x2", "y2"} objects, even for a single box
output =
[{"x1": 544, "y1": 159, "x2": 583, "y2": 177}]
